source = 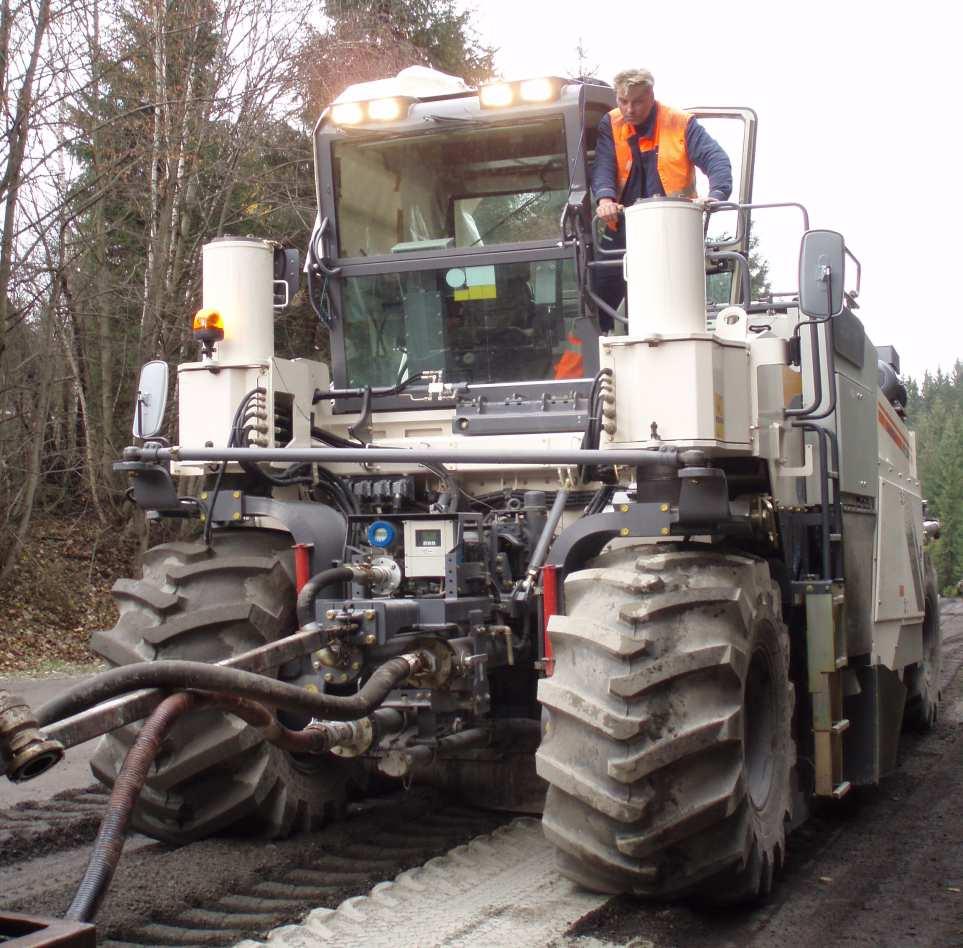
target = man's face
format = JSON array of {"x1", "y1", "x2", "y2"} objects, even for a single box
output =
[{"x1": 616, "y1": 85, "x2": 655, "y2": 125}]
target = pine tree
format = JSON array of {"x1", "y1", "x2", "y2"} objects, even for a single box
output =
[{"x1": 907, "y1": 359, "x2": 963, "y2": 593}]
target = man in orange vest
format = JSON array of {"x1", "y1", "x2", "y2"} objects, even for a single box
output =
[{"x1": 592, "y1": 68, "x2": 732, "y2": 328}]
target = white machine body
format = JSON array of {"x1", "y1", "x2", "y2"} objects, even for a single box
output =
[
  {"x1": 174, "y1": 213, "x2": 927, "y2": 682},
  {"x1": 604, "y1": 200, "x2": 750, "y2": 454},
  {"x1": 201, "y1": 238, "x2": 275, "y2": 364},
  {"x1": 175, "y1": 238, "x2": 326, "y2": 476},
  {"x1": 623, "y1": 200, "x2": 707, "y2": 336}
]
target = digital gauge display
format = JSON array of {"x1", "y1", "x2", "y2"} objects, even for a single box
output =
[{"x1": 415, "y1": 529, "x2": 442, "y2": 548}]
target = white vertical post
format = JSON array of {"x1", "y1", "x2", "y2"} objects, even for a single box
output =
[{"x1": 623, "y1": 200, "x2": 706, "y2": 336}]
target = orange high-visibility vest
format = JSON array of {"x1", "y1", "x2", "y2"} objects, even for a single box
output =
[
  {"x1": 553, "y1": 333, "x2": 584, "y2": 380},
  {"x1": 609, "y1": 103, "x2": 696, "y2": 202}
]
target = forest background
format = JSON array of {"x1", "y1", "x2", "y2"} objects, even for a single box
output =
[{"x1": 0, "y1": 0, "x2": 959, "y2": 671}]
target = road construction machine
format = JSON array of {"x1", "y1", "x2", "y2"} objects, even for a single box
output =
[{"x1": 1, "y1": 66, "x2": 940, "y2": 906}]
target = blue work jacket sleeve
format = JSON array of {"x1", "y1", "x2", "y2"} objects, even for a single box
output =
[
  {"x1": 685, "y1": 119, "x2": 733, "y2": 200},
  {"x1": 591, "y1": 113, "x2": 619, "y2": 203}
]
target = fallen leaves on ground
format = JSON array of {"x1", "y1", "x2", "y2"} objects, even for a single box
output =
[{"x1": 0, "y1": 516, "x2": 141, "y2": 675}]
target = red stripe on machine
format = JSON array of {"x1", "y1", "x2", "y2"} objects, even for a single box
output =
[
  {"x1": 878, "y1": 405, "x2": 910, "y2": 458},
  {"x1": 541, "y1": 565, "x2": 558, "y2": 677}
]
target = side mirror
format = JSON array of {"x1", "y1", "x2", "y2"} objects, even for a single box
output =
[
  {"x1": 132, "y1": 360, "x2": 169, "y2": 439},
  {"x1": 798, "y1": 229, "x2": 845, "y2": 317},
  {"x1": 274, "y1": 247, "x2": 300, "y2": 308}
]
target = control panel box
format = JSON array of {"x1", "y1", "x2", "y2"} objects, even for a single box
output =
[{"x1": 403, "y1": 520, "x2": 455, "y2": 577}]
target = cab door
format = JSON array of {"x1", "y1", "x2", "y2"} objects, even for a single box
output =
[{"x1": 686, "y1": 107, "x2": 758, "y2": 306}]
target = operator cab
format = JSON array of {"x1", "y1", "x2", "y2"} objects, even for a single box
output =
[{"x1": 310, "y1": 68, "x2": 756, "y2": 411}]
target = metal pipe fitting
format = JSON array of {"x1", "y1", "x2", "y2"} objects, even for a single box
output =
[
  {"x1": 377, "y1": 727, "x2": 491, "y2": 778},
  {"x1": 0, "y1": 690, "x2": 64, "y2": 783}
]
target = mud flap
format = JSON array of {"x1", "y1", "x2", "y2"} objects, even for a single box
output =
[{"x1": 843, "y1": 664, "x2": 907, "y2": 785}]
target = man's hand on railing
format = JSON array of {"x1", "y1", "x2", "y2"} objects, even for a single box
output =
[{"x1": 595, "y1": 198, "x2": 623, "y2": 222}]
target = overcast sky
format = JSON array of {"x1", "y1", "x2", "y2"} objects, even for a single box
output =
[{"x1": 461, "y1": 0, "x2": 961, "y2": 379}]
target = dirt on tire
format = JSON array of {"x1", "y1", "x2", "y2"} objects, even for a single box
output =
[
  {"x1": 537, "y1": 545, "x2": 794, "y2": 902},
  {"x1": 89, "y1": 528, "x2": 356, "y2": 844},
  {"x1": 564, "y1": 600, "x2": 963, "y2": 947}
]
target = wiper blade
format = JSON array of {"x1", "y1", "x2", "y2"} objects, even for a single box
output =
[{"x1": 423, "y1": 113, "x2": 487, "y2": 126}]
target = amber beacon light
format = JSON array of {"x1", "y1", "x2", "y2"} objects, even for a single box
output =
[{"x1": 192, "y1": 307, "x2": 224, "y2": 357}]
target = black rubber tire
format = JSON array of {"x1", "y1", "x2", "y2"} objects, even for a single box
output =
[
  {"x1": 536, "y1": 545, "x2": 795, "y2": 904},
  {"x1": 89, "y1": 528, "x2": 354, "y2": 844},
  {"x1": 904, "y1": 555, "x2": 942, "y2": 731}
]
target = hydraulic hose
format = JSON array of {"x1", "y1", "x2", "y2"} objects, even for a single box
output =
[
  {"x1": 65, "y1": 691, "x2": 202, "y2": 922},
  {"x1": 297, "y1": 562, "x2": 401, "y2": 627},
  {"x1": 398, "y1": 727, "x2": 491, "y2": 768},
  {"x1": 209, "y1": 695, "x2": 404, "y2": 754},
  {"x1": 296, "y1": 565, "x2": 354, "y2": 627},
  {"x1": 64, "y1": 692, "x2": 406, "y2": 923},
  {"x1": 37, "y1": 652, "x2": 429, "y2": 728},
  {"x1": 513, "y1": 487, "x2": 569, "y2": 604}
]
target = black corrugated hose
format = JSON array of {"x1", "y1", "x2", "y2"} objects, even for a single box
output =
[{"x1": 36, "y1": 652, "x2": 427, "y2": 728}]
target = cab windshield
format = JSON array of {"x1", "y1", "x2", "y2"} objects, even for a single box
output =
[
  {"x1": 333, "y1": 117, "x2": 569, "y2": 258},
  {"x1": 341, "y1": 258, "x2": 582, "y2": 387}
]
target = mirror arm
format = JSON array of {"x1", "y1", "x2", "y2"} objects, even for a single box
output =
[
  {"x1": 844, "y1": 245, "x2": 861, "y2": 298},
  {"x1": 785, "y1": 318, "x2": 824, "y2": 418},
  {"x1": 785, "y1": 312, "x2": 838, "y2": 421},
  {"x1": 135, "y1": 393, "x2": 145, "y2": 443}
]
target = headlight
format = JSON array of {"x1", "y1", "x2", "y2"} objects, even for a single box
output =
[
  {"x1": 479, "y1": 83, "x2": 514, "y2": 108},
  {"x1": 327, "y1": 96, "x2": 414, "y2": 126},
  {"x1": 330, "y1": 101, "x2": 365, "y2": 126},
  {"x1": 367, "y1": 97, "x2": 403, "y2": 121},
  {"x1": 519, "y1": 77, "x2": 557, "y2": 103}
]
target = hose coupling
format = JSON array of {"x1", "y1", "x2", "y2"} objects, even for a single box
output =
[
  {"x1": 349, "y1": 559, "x2": 402, "y2": 596},
  {"x1": 0, "y1": 690, "x2": 64, "y2": 782},
  {"x1": 400, "y1": 650, "x2": 433, "y2": 678}
]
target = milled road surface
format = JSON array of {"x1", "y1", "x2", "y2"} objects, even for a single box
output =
[
  {"x1": 238, "y1": 819, "x2": 610, "y2": 948},
  {"x1": 1, "y1": 602, "x2": 961, "y2": 947}
]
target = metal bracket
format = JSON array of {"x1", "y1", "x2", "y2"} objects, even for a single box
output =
[
  {"x1": 207, "y1": 495, "x2": 347, "y2": 575},
  {"x1": 677, "y1": 466, "x2": 730, "y2": 527},
  {"x1": 778, "y1": 442, "x2": 814, "y2": 478},
  {"x1": 547, "y1": 502, "x2": 673, "y2": 574},
  {"x1": 114, "y1": 461, "x2": 182, "y2": 511}
]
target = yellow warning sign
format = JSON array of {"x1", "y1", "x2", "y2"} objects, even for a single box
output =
[
  {"x1": 714, "y1": 392, "x2": 725, "y2": 440},
  {"x1": 453, "y1": 284, "x2": 497, "y2": 301}
]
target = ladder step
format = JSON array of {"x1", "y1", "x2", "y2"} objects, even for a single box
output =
[
  {"x1": 832, "y1": 781, "x2": 852, "y2": 799},
  {"x1": 832, "y1": 718, "x2": 850, "y2": 734},
  {"x1": 829, "y1": 533, "x2": 842, "y2": 542}
]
